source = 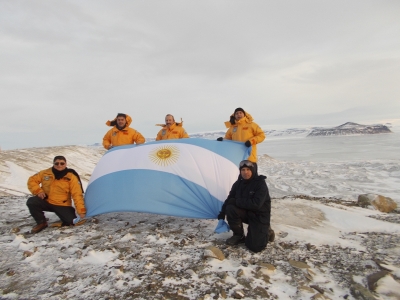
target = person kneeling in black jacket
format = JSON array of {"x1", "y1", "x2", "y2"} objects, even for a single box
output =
[{"x1": 217, "y1": 160, "x2": 274, "y2": 253}]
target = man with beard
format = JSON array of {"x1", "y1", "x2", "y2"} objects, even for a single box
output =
[
  {"x1": 103, "y1": 113, "x2": 145, "y2": 149},
  {"x1": 155, "y1": 114, "x2": 189, "y2": 141},
  {"x1": 217, "y1": 160, "x2": 272, "y2": 253},
  {"x1": 26, "y1": 156, "x2": 86, "y2": 233}
]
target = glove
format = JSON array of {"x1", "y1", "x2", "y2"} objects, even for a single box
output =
[
  {"x1": 217, "y1": 212, "x2": 225, "y2": 220},
  {"x1": 230, "y1": 116, "x2": 236, "y2": 125},
  {"x1": 245, "y1": 140, "x2": 251, "y2": 147},
  {"x1": 217, "y1": 137, "x2": 223, "y2": 141}
]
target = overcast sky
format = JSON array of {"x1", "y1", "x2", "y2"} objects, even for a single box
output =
[{"x1": 1, "y1": 1, "x2": 399, "y2": 150}]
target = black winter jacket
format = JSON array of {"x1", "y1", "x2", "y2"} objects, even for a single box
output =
[{"x1": 221, "y1": 175, "x2": 271, "y2": 224}]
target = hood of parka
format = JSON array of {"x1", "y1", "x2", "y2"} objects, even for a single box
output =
[
  {"x1": 224, "y1": 111, "x2": 254, "y2": 128},
  {"x1": 239, "y1": 162, "x2": 257, "y2": 181},
  {"x1": 106, "y1": 114, "x2": 132, "y2": 128}
]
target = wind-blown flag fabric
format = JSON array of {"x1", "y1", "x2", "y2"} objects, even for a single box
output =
[{"x1": 85, "y1": 138, "x2": 250, "y2": 219}]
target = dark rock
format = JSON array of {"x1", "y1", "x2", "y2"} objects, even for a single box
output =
[
  {"x1": 237, "y1": 278, "x2": 252, "y2": 289},
  {"x1": 367, "y1": 270, "x2": 390, "y2": 291},
  {"x1": 219, "y1": 288, "x2": 227, "y2": 299},
  {"x1": 350, "y1": 283, "x2": 376, "y2": 300},
  {"x1": 357, "y1": 195, "x2": 371, "y2": 208},
  {"x1": 232, "y1": 290, "x2": 245, "y2": 299},
  {"x1": 253, "y1": 286, "x2": 270, "y2": 298},
  {"x1": 310, "y1": 284, "x2": 324, "y2": 294}
]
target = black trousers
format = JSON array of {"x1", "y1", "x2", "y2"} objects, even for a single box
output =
[
  {"x1": 26, "y1": 196, "x2": 76, "y2": 225},
  {"x1": 226, "y1": 204, "x2": 269, "y2": 253}
]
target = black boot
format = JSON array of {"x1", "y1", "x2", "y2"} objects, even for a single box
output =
[
  {"x1": 268, "y1": 228, "x2": 275, "y2": 242},
  {"x1": 226, "y1": 234, "x2": 245, "y2": 246}
]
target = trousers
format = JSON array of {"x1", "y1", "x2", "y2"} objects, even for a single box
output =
[
  {"x1": 226, "y1": 204, "x2": 269, "y2": 253},
  {"x1": 26, "y1": 196, "x2": 76, "y2": 225}
]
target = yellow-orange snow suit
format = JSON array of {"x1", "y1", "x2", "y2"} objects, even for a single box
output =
[
  {"x1": 156, "y1": 122, "x2": 189, "y2": 141},
  {"x1": 103, "y1": 114, "x2": 145, "y2": 149},
  {"x1": 224, "y1": 111, "x2": 265, "y2": 163},
  {"x1": 27, "y1": 168, "x2": 86, "y2": 215}
]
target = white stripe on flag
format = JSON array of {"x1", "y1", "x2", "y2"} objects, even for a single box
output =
[{"x1": 89, "y1": 143, "x2": 239, "y2": 201}]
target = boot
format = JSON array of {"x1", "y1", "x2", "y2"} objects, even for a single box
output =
[
  {"x1": 31, "y1": 222, "x2": 48, "y2": 234},
  {"x1": 74, "y1": 219, "x2": 86, "y2": 226},
  {"x1": 268, "y1": 228, "x2": 275, "y2": 242},
  {"x1": 226, "y1": 234, "x2": 245, "y2": 246},
  {"x1": 50, "y1": 221, "x2": 63, "y2": 227}
]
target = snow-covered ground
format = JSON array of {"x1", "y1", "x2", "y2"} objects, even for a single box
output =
[{"x1": 1, "y1": 133, "x2": 400, "y2": 299}]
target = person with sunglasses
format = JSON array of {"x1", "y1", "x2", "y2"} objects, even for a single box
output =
[
  {"x1": 217, "y1": 108, "x2": 265, "y2": 172},
  {"x1": 217, "y1": 160, "x2": 272, "y2": 252},
  {"x1": 155, "y1": 114, "x2": 189, "y2": 141},
  {"x1": 26, "y1": 156, "x2": 86, "y2": 233},
  {"x1": 103, "y1": 113, "x2": 145, "y2": 150}
]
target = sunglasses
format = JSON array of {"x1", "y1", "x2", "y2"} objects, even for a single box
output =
[
  {"x1": 54, "y1": 162, "x2": 66, "y2": 166},
  {"x1": 239, "y1": 160, "x2": 254, "y2": 168}
]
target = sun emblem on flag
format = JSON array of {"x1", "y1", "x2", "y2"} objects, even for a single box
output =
[{"x1": 149, "y1": 145, "x2": 180, "y2": 166}]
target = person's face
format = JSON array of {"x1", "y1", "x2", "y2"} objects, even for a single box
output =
[
  {"x1": 165, "y1": 116, "x2": 175, "y2": 127},
  {"x1": 116, "y1": 116, "x2": 127, "y2": 128},
  {"x1": 53, "y1": 159, "x2": 67, "y2": 171},
  {"x1": 240, "y1": 167, "x2": 252, "y2": 180},
  {"x1": 235, "y1": 111, "x2": 245, "y2": 120}
]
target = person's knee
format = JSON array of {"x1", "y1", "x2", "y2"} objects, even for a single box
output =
[
  {"x1": 245, "y1": 224, "x2": 268, "y2": 252},
  {"x1": 247, "y1": 244, "x2": 266, "y2": 253},
  {"x1": 26, "y1": 196, "x2": 38, "y2": 206}
]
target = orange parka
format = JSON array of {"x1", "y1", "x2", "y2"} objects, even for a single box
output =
[
  {"x1": 27, "y1": 168, "x2": 86, "y2": 214},
  {"x1": 156, "y1": 122, "x2": 189, "y2": 141},
  {"x1": 102, "y1": 114, "x2": 145, "y2": 149},
  {"x1": 224, "y1": 112, "x2": 265, "y2": 163}
]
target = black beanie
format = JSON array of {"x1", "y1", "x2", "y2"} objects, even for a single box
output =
[{"x1": 234, "y1": 107, "x2": 245, "y2": 115}]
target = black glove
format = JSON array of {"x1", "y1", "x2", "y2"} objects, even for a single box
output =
[
  {"x1": 245, "y1": 140, "x2": 251, "y2": 147},
  {"x1": 217, "y1": 212, "x2": 226, "y2": 220},
  {"x1": 230, "y1": 116, "x2": 236, "y2": 125},
  {"x1": 217, "y1": 137, "x2": 223, "y2": 141}
]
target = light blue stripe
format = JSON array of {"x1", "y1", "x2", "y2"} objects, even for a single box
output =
[
  {"x1": 106, "y1": 138, "x2": 251, "y2": 165},
  {"x1": 85, "y1": 169, "x2": 223, "y2": 219}
]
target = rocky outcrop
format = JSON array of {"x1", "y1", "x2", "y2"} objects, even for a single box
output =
[
  {"x1": 307, "y1": 122, "x2": 392, "y2": 137},
  {"x1": 358, "y1": 194, "x2": 398, "y2": 213}
]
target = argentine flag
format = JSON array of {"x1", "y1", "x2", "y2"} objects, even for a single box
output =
[{"x1": 85, "y1": 138, "x2": 250, "y2": 219}]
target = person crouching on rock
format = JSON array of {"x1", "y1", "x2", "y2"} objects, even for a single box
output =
[
  {"x1": 26, "y1": 156, "x2": 86, "y2": 233},
  {"x1": 217, "y1": 160, "x2": 273, "y2": 253}
]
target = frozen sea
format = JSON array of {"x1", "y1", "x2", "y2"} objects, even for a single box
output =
[
  {"x1": 256, "y1": 130, "x2": 400, "y2": 203},
  {"x1": 258, "y1": 132, "x2": 400, "y2": 163}
]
